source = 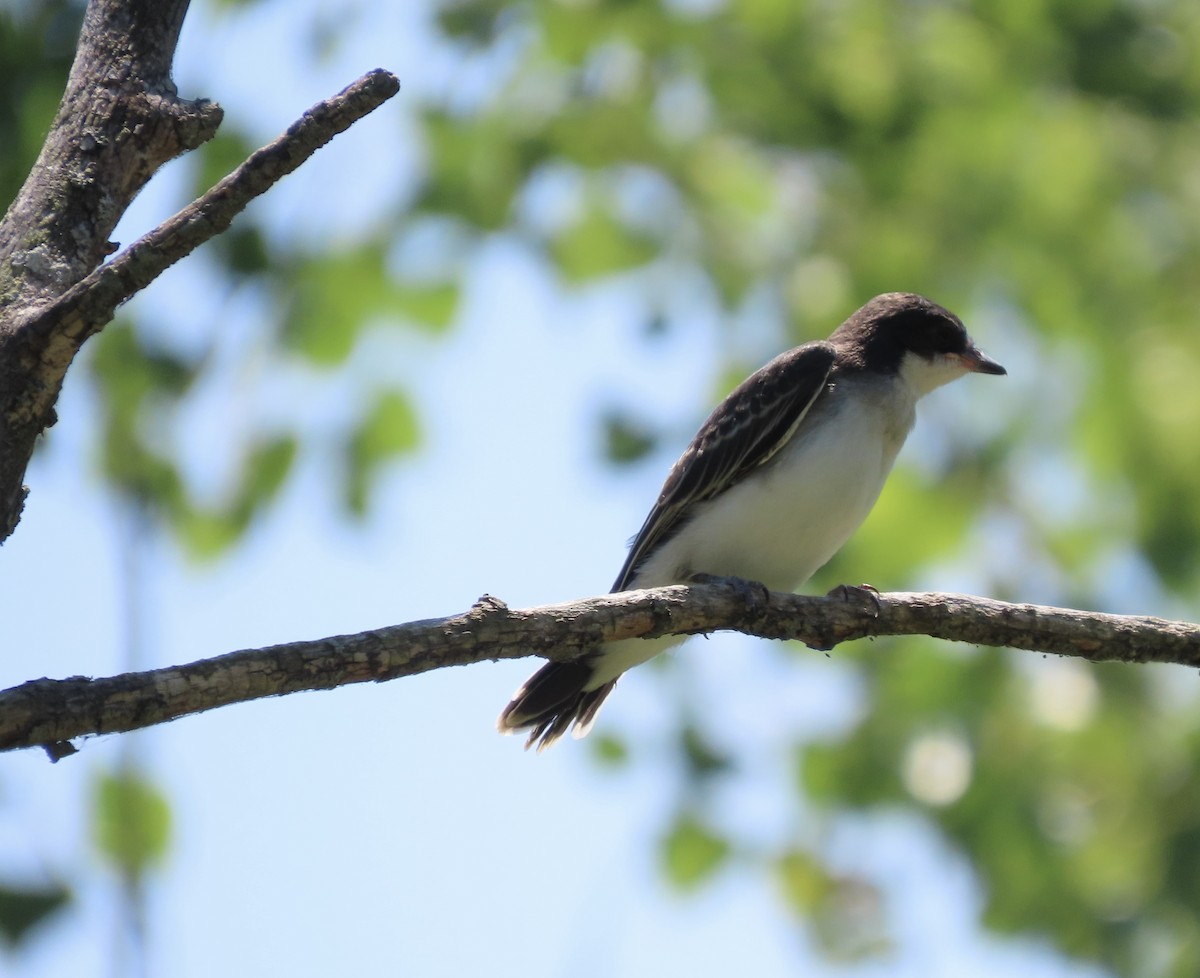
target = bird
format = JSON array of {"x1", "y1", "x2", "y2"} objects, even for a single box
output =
[{"x1": 498, "y1": 292, "x2": 1005, "y2": 750}]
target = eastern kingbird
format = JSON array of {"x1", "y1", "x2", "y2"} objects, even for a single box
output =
[{"x1": 499, "y1": 292, "x2": 1005, "y2": 750}]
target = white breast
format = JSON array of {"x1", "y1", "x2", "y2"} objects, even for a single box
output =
[
  {"x1": 586, "y1": 371, "x2": 926, "y2": 688},
  {"x1": 631, "y1": 374, "x2": 917, "y2": 593}
]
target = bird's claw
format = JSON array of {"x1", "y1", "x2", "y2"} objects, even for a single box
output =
[
  {"x1": 690, "y1": 573, "x2": 771, "y2": 614},
  {"x1": 826, "y1": 582, "x2": 882, "y2": 617}
]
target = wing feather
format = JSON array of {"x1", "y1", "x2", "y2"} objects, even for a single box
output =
[{"x1": 611, "y1": 341, "x2": 837, "y2": 592}]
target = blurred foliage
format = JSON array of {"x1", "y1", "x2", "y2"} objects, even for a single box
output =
[
  {"x1": 417, "y1": 1, "x2": 1200, "y2": 975},
  {"x1": 92, "y1": 770, "x2": 172, "y2": 881},
  {"x1": 344, "y1": 388, "x2": 421, "y2": 515},
  {"x1": 588, "y1": 731, "x2": 630, "y2": 767},
  {"x1": 0, "y1": 1, "x2": 83, "y2": 208},
  {"x1": 776, "y1": 849, "x2": 890, "y2": 961},
  {"x1": 0, "y1": 0, "x2": 85, "y2": 951},
  {"x1": 660, "y1": 812, "x2": 730, "y2": 891},
  {"x1": 600, "y1": 408, "x2": 657, "y2": 464},
  {"x1": 7, "y1": 0, "x2": 1200, "y2": 974},
  {"x1": 0, "y1": 884, "x2": 69, "y2": 949},
  {"x1": 87, "y1": 320, "x2": 303, "y2": 556},
  {"x1": 423, "y1": 0, "x2": 1200, "y2": 595}
]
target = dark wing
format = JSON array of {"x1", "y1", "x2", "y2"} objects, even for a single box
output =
[{"x1": 611, "y1": 341, "x2": 837, "y2": 592}]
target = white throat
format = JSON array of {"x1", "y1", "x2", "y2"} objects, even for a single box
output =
[{"x1": 898, "y1": 351, "x2": 970, "y2": 397}]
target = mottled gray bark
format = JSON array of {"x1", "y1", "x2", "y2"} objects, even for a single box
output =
[
  {"x1": 4, "y1": 581, "x2": 1197, "y2": 757},
  {"x1": 0, "y1": 0, "x2": 216, "y2": 538},
  {"x1": 0, "y1": 0, "x2": 398, "y2": 540}
]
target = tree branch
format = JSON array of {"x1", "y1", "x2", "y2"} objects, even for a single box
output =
[
  {"x1": 19, "y1": 68, "x2": 401, "y2": 355},
  {"x1": 1, "y1": 0, "x2": 217, "y2": 540},
  {"x1": 4, "y1": 582, "x2": 1197, "y2": 757},
  {"x1": 0, "y1": 52, "x2": 399, "y2": 541},
  {"x1": 0, "y1": 0, "x2": 215, "y2": 312}
]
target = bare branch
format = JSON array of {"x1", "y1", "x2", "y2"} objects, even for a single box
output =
[
  {"x1": 1, "y1": 0, "x2": 219, "y2": 540},
  {"x1": 0, "y1": 65, "x2": 399, "y2": 541},
  {"x1": 0, "y1": 0, "x2": 217, "y2": 312},
  {"x1": 3, "y1": 582, "x2": 1197, "y2": 757},
  {"x1": 20, "y1": 69, "x2": 401, "y2": 352}
]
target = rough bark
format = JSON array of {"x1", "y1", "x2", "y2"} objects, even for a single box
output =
[
  {"x1": 0, "y1": 0, "x2": 218, "y2": 538},
  {"x1": 3, "y1": 582, "x2": 1197, "y2": 757},
  {"x1": 0, "y1": 0, "x2": 399, "y2": 542},
  {"x1": 0, "y1": 0, "x2": 215, "y2": 309}
]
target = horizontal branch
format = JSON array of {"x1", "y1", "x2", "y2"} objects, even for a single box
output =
[{"x1": 4, "y1": 582, "x2": 1198, "y2": 758}]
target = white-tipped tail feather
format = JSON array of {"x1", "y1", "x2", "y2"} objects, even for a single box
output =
[{"x1": 496, "y1": 659, "x2": 617, "y2": 752}]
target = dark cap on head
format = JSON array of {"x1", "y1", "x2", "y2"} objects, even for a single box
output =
[{"x1": 832, "y1": 292, "x2": 1005, "y2": 376}]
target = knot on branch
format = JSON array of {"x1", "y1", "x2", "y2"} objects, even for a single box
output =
[
  {"x1": 159, "y1": 95, "x2": 224, "y2": 154},
  {"x1": 791, "y1": 584, "x2": 881, "y2": 651},
  {"x1": 471, "y1": 594, "x2": 510, "y2": 616},
  {"x1": 109, "y1": 90, "x2": 223, "y2": 184}
]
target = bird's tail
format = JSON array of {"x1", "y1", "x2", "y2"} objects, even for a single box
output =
[{"x1": 497, "y1": 658, "x2": 617, "y2": 752}]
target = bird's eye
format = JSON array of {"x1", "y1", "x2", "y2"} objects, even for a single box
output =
[{"x1": 933, "y1": 324, "x2": 963, "y2": 354}]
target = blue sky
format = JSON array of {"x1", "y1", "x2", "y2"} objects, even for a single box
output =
[{"x1": 1, "y1": 2, "x2": 1111, "y2": 976}]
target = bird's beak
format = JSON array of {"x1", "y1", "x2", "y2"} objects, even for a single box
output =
[{"x1": 959, "y1": 345, "x2": 1006, "y2": 376}]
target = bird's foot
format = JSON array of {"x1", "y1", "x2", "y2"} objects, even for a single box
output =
[
  {"x1": 689, "y1": 573, "x2": 771, "y2": 614},
  {"x1": 826, "y1": 582, "x2": 882, "y2": 617}
]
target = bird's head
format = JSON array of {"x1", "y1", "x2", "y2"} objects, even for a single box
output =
[{"x1": 833, "y1": 292, "x2": 1006, "y2": 395}]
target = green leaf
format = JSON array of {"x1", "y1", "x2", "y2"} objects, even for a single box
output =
[
  {"x1": 680, "y1": 723, "x2": 733, "y2": 781},
  {"x1": 283, "y1": 244, "x2": 390, "y2": 364},
  {"x1": 776, "y1": 849, "x2": 833, "y2": 916},
  {"x1": 218, "y1": 225, "x2": 272, "y2": 278},
  {"x1": 239, "y1": 435, "x2": 298, "y2": 513},
  {"x1": 89, "y1": 321, "x2": 197, "y2": 510},
  {"x1": 178, "y1": 435, "x2": 298, "y2": 560},
  {"x1": 390, "y1": 281, "x2": 460, "y2": 333},
  {"x1": 660, "y1": 813, "x2": 730, "y2": 891},
  {"x1": 0, "y1": 884, "x2": 70, "y2": 948},
  {"x1": 100, "y1": 441, "x2": 187, "y2": 514},
  {"x1": 549, "y1": 204, "x2": 660, "y2": 281},
  {"x1": 90, "y1": 321, "x2": 197, "y2": 410},
  {"x1": 177, "y1": 509, "x2": 243, "y2": 560},
  {"x1": 93, "y1": 771, "x2": 171, "y2": 880},
  {"x1": 344, "y1": 390, "x2": 421, "y2": 516},
  {"x1": 193, "y1": 130, "x2": 259, "y2": 196},
  {"x1": 437, "y1": 0, "x2": 507, "y2": 44},
  {"x1": 417, "y1": 111, "x2": 528, "y2": 229},
  {"x1": 283, "y1": 244, "x2": 458, "y2": 362},
  {"x1": 600, "y1": 409, "x2": 657, "y2": 464},
  {"x1": 589, "y1": 733, "x2": 629, "y2": 767},
  {"x1": 688, "y1": 136, "x2": 775, "y2": 217}
]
